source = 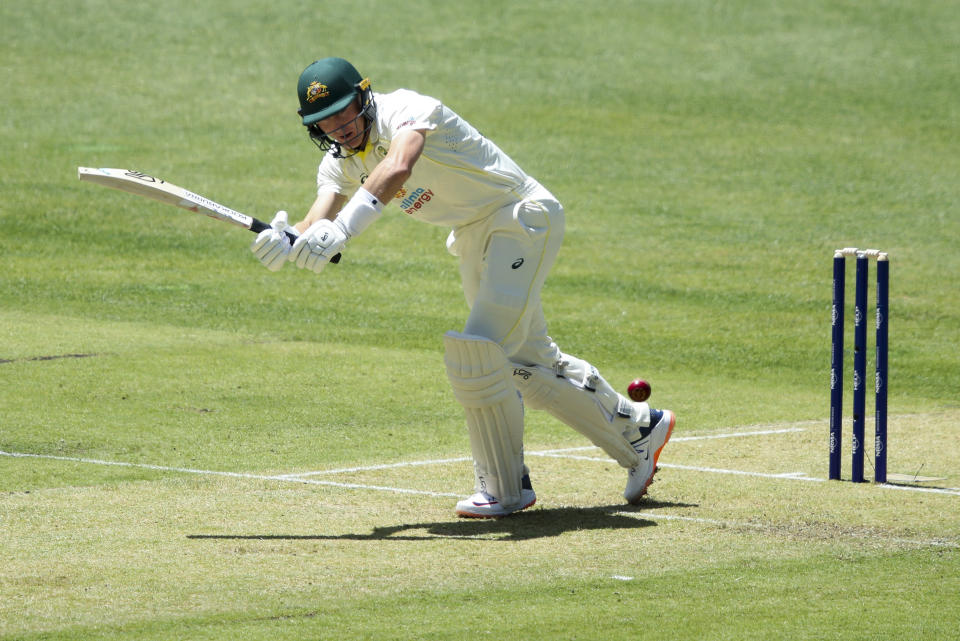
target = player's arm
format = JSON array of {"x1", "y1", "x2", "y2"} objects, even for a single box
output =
[
  {"x1": 289, "y1": 129, "x2": 427, "y2": 273},
  {"x1": 359, "y1": 129, "x2": 427, "y2": 206},
  {"x1": 293, "y1": 191, "x2": 347, "y2": 234},
  {"x1": 310, "y1": 128, "x2": 427, "y2": 237}
]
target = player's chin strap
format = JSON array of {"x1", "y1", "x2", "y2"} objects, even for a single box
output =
[{"x1": 310, "y1": 125, "x2": 369, "y2": 159}]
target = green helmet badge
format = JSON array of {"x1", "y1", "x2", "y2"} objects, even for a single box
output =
[
  {"x1": 304, "y1": 81, "x2": 330, "y2": 103},
  {"x1": 297, "y1": 57, "x2": 369, "y2": 125}
]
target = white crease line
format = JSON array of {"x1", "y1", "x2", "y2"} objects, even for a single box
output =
[
  {"x1": 528, "y1": 451, "x2": 614, "y2": 463},
  {"x1": 5, "y1": 451, "x2": 952, "y2": 547},
  {"x1": 658, "y1": 462, "x2": 825, "y2": 482},
  {"x1": 287, "y1": 428, "x2": 809, "y2": 477},
  {"x1": 625, "y1": 512, "x2": 960, "y2": 549},
  {"x1": 6, "y1": 438, "x2": 958, "y2": 498},
  {"x1": 527, "y1": 451, "x2": 825, "y2": 483},
  {"x1": 528, "y1": 446, "x2": 597, "y2": 456},
  {"x1": 284, "y1": 457, "x2": 472, "y2": 478},
  {"x1": 630, "y1": 512, "x2": 756, "y2": 528},
  {"x1": 876, "y1": 483, "x2": 960, "y2": 497},
  {"x1": 672, "y1": 427, "x2": 806, "y2": 442},
  {"x1": 534, "y1": 452, "x2": 960, "y2": 495},
  {"x1": 0, "y1": 450, "x2": 460, "y2": 498},
  {"x1": 656, "y1": 463, "x2": 960, "y2": 496}
]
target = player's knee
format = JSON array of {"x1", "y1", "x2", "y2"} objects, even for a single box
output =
[{"x1": 443, "y1": 331, "x2": 515, "y2": 408}]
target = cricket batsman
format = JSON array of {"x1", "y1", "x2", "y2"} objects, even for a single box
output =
[{"x1": 251, "y1": 57, "x2": 675, "y2": 517}]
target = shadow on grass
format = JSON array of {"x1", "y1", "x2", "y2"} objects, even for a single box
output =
[{"x1": 186, "y1": 500, "x2": 696, "y2": 542}]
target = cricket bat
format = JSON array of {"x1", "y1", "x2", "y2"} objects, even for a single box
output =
[{"x1": 77, "y1": 167, "x2": 340, "y2": 263}]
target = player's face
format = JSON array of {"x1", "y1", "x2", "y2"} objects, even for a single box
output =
[{"x1": 318, "y1": 100, "x2": 366, "y2": 150}]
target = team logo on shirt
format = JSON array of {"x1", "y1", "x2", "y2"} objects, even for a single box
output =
[{"x1": 305, "y1": 81, "x2": 329, "y2": 103}]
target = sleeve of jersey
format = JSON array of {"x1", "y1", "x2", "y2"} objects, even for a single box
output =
[
  {"x1": 383, "y1": 89, "x2": 442, "y2": 135},
  {"x1": 316, "y1": 154, "x2": 350, "y2": 196}
]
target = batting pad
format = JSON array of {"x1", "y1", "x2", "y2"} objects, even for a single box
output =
[
  {"x1": 511, "y1": 356, "x2": 647, "y2": 468},
  {"x1": 444, "y1": 331, "x2": 526, "y2": 509}
]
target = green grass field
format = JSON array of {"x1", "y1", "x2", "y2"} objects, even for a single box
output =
[{"x1": 2, "y1": 1, "x2": 958, "y2": 639}]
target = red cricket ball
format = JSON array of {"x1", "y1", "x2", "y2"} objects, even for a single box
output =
[{"x1": 627, "y1": 378, "x2": 651, "y2": 402}]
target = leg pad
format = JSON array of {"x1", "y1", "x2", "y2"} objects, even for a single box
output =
[
  {"x1": 512, "y1": 355, "x2": 649, "y2": 468},
  {"x1": 444, "y1": 331, "x2": 525, "y2": 508}
]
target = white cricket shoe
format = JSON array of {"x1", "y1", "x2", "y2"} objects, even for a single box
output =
[
  {"x1": 623, "y1": 409, "x2": 676, "y2": 504},
  {"x1": 455, "y1": 475, "x2": 536, "y2": 518}
]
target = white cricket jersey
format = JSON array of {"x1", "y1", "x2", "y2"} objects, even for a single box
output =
[{"x1": 315, "y1": 89, "x2": 529, "y2": 227}]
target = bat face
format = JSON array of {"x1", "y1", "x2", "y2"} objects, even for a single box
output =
[
  {"x1": 77, "y1": 167, "x2": 341, "y2": 264},
  {"x1": 79, "y1": 168, "x2": 175, "y2": 203},
  {"x1": 77, "y1": 167, "x2": 254, "y2": 229}
]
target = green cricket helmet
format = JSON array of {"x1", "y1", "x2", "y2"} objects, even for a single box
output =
[{"x1": 297, "y1": 57, "x2": 376, "y2": 158}]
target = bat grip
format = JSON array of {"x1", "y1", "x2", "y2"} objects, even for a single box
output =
[{"x1": 249, "y1": 218, "x2": 341, "y2": 264}]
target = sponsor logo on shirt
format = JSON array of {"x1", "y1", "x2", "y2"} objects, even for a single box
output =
[{"x1": 401, "y1": 187, "x2": 434, "y2": 215}]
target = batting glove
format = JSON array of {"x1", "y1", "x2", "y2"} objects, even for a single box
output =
[
  {"x1": 290, "y1": 219, "x2": 348, "y2": 273},
  {"x1": 250, "y1": 210, "x2": 298, "y2": 271}
]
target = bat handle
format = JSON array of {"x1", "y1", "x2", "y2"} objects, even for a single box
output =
[{"x1": 249, "y1": 218, "x2": 341, "y2": 264}]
